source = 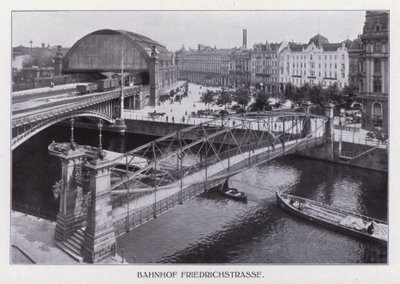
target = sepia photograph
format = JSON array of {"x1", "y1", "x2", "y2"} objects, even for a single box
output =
[{"x1": 10, "y1": 9, "x2": 390, "y2": 266}]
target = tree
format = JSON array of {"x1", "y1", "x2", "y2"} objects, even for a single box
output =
[
  {"x1": 233, "y1": 88, "x2": 251, "y2": 109},
  {"x1": 298, "y1": 83, "x2": 311, "y2": 103},
  {"x1": 217, "y1": 90, "x2": 232, "y2": 110},
  {"x1": 249, "y1": 90, "x2": 272, "y2": 111},
  {"x1": 326, "y1": 83, "x2": 342, "y2": 107},
  {"x1": 341, "y1": 84, "x2": 358, "y2": 108},
  {"x1": 283, "y1": 83, "x2": 299, "y2": 105},
  {"x1": 307, "y1": 84, "x2": 326, "y2": 106},
  {"x1": 200, "y1": 90, "x2": 215, "y2": 109}
]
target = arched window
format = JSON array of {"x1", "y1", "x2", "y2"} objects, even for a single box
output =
[{"x1": 372, "y1": 102, "x2": 382, "y2": 117}]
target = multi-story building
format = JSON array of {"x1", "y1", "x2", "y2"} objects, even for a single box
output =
[
  {"x1": 229, "y1": 48, "x2": 252, "y2": 87},
  {"x1": 357, "y1": 11, "x2": 389, "y2": 133},
  {"x1": 348, "y1": 36, "x2": 362, "y2": 87},
  {"x1": 250, "y1": 42, "x2": 280, "y2": 93},
  {"x1": 176, "y1": 45, "x2": 231, "y2": 86},
  {"x1": 278, "y1": 34, "x2": 350, "y2": 90}
]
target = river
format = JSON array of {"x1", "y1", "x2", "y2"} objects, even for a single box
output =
[{"x1": 12, "y1": 124, "x2": 387, "y2": 264}]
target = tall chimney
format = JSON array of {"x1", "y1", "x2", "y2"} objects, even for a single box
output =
[{"x1": 242, "y1": 29, "x2": 247, "y2": 49}]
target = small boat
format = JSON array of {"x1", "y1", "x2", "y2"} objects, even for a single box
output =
[
  {"x1": 219, "y1": 187, "x2": 248, "y2": 202},
  {"x1": 276, "y1": 191, "x2": 388, "y2": 244}
]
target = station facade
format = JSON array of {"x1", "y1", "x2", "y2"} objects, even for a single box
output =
[{"x1": 62, "y1": 29, "x2": 178, "y2": 107}]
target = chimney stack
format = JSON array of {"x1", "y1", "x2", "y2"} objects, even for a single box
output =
[{"x1": 242, "y1": 29, "x2": 247, "y2": 49}]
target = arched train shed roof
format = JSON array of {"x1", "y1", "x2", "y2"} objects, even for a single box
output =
[{"x1": 63, "y1": 29, "x2": 173, "y2": 73}]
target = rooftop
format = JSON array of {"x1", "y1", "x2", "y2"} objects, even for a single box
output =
[{"x1": 308, "y1": 34, "x2": 330, "y2": 47}]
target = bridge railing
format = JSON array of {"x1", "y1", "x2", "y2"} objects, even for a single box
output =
[
  {"x1": 12, "y1": 201, "x2": 57, "y2": 222},
  {"x1": 113, "y1": 179, "x2": 221, "y2": 236}
]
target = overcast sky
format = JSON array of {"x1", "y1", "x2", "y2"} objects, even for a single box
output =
[{"x1": 12, "y1": 11, "x2": 366, "y2": 51}]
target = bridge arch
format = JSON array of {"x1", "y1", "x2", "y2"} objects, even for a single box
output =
[{"x1": 12, "y1": 111, "x2": 115, "y2": 150}]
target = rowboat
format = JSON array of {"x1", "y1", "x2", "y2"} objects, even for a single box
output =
[
  {"x1": 276, "y1": 191, "x2": 388, "y2": 243},
  {"x1": 219, "y1": 187, "x2": 248, "y2": 202}
]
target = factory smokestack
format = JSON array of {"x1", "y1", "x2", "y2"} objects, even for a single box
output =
[{"x1": 242, "y1": 29, "x2": 247, "y2": 49}]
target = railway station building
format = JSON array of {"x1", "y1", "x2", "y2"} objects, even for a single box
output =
[{"x1": 62, "y1": 29, "x2": 179, "y2": 107}]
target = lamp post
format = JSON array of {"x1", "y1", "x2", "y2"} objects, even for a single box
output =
[
  {"x1": 97, "y1": 120, "x2": 103, "y2": 151},
  {"x1": 70, "y1": 118, "x2": 75, "y2": 143}
]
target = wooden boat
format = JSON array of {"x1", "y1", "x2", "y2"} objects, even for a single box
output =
[
  {"x1": 220, "y1": 187, "x2": 247, "y2": 202},
  {"x1": 276, "y1": 191, "x2": 388, "y2": 244}
]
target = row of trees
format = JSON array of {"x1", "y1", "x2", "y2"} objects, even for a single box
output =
[
  {"x1": 199, "y1": 82, "x2": 357, "y2": 113},
  {"x1": 200, "y1": 88, "x2": 274, "y2": 112},
  {"x1": 283, "y1": 83, "x2": 357, "y2": 109}
]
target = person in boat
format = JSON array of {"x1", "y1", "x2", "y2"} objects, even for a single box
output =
[{"x1": 366, "y1": 222, "x2": 375, "y2": 234}]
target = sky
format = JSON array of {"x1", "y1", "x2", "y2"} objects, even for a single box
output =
[{"x1": 12, "y1": 11, "x2": 366, "y2": 51}]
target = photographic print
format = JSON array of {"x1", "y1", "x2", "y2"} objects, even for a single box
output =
[{"x1": 10, "y1": 9, "x2": 389, "y2": 268}]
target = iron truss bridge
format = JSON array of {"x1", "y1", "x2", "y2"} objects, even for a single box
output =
[
  {"x1": 12, "y1": 86, "x2": 140, "y2": 150},
  {"x1": 108, "y1": 111, "x2": 327, "y2": 217}
]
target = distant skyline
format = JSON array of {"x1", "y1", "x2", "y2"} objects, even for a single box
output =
[{"x1": 12, "y1": 11, "x2": 367, "y2": 51}]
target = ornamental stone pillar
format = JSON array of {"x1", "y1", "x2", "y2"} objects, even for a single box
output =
[
  {"x1": 82, "y1": 157, "x2": 116, "y2": 263},
  {"x1": 324, "y1": 102, "x2": 335, "y2": 142},
  {"x1": 302, "y1": 101, "x2": 313, "y2": 137},
  {"x1": 48, "y1": 142, "x2": 86, "y2": 241}
]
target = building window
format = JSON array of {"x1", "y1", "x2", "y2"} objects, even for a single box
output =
[
  {"x1": 374, "y1": 59, "x2": 381, "y2": 74},
  {"x1": 373, "y1": 79, "x2": 382, "y2": 93},
  {"x1": 372, "y1": 102, "x2": 382, "y2": 117}
]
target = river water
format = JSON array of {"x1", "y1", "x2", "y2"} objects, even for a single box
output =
[{"x1": 12, "y1": 124, "x2": 387, "y2": 264}]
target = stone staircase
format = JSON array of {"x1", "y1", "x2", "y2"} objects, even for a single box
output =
[{"x1": 56, "y1": 228, "x2": 85, "y2": 262}]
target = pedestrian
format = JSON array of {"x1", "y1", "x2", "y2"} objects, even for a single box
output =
[
  {"x1": 172, "y1": 116, "x2": 175, "y2": 123},
  {"x1": 166, "y1": 115, "x2": 169, "y2": 123},
  {"x1": 182, "y1": 116, "x2": 185, "y2": 123}
]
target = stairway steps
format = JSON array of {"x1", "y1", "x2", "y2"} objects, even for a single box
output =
[
  {"x1": 56, "y1": 242, "x2": 83, "y2": 263},
  {"x1": 62, "y1": 240, "x2": 82, "y2": 255},
  {"x1": 56, "y1": 228, "x2": 86, "y2": 262},
  {"x1": 66, "y1": 237, "x2": 83, "y2": 251},
  {"x1": 70, "y1": 235, "x2": 84, "y2": 244}
]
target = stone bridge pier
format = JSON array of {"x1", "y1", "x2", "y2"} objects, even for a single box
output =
[
  {"x1": 50, "y1": 143, "x2": 86, "y2": 241},
  {"x1": 82, "y1": 157, "x2": 116, "y2": 263},
  {"x1": 49, "y1": 142, "x2": 116, "y2": 263}
]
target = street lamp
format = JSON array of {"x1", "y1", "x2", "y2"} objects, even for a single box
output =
[
  {"x1": 70, "y1": 118, "x2": 75, "y2": 143},
  {"x1": 97, "y1": 120, "x2": 103, "y2": 151}
]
